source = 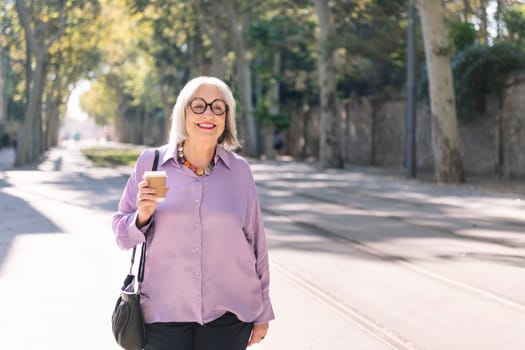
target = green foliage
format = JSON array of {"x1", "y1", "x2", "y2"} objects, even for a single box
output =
[
  {"x1": 78, "y1": 0, "x2": 163, "y2": 128},
  {"x1": 81, "y1": 147, "x2": 141, "y2": 167},
  {"x1": 330, "y1": 0, "x2": 414, "y2": 96},
  {"x1": 2, "y1": 2, "x2": 26, "y2": 121},
  {"x1": 247, "y1": 3, "x2": 318, "y2": 129},
  {"x1": 504, "y1": 4, "x2": 525, "y2": 43},
  {"x1": 1, "y1": 132, "x2": 11, "y2": 147},
  {"x1": 9, "y1": 0, "x2": 525, "y2": 154},
  {"x1": 452, "y1": 41, "x2": 525, "y2": 122},
  {"x1": 448, "y1": 21, "x2": 477, "y2": 51},
  {"x1": 79, "y1": 81, "x2": 118, "y2": 125},
  {"x1": 253, "y1": 101, "x2": 291, "y2": 130}
]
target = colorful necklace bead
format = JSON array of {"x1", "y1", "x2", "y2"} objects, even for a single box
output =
[{"x1": 177, "y1": 143, "x2": 215, "y2": 176}]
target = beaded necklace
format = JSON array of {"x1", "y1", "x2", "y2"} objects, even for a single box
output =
[{"x1": 177, "y1": 143, "x2": 215, "y2": 176}]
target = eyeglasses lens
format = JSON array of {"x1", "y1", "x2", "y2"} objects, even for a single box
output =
[{"x1": 189, "y1": 98, "x2": 227, "y2": 116}]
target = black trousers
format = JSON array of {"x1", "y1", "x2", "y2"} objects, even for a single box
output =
[{"x1": 144, "y1": 312, "x2": 253, "y2": 350}]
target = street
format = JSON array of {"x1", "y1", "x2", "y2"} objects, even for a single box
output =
[{"x1": 1, "y1": 142, "x2": 525, "y2": 349}]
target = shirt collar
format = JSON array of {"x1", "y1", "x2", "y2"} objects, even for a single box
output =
[
  {"x1": 160, "y1": 143, "x2": 232, "y2": 170},
  {"x1": 214, "y1": 145, "x2": 232, "y2": 169},
  {"x1": 158, "y1": 143, "x2": 178, "y2": 167}
]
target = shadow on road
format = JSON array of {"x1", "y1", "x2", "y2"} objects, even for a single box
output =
[
  {"x1": 252, "y1": 162, "x2": 525, "y2": 271},
  {"x1": 0, "y1": 191, "x2": 63, "y2": 271},
  {"x1": 41, "y1": 172, "x2": 129, "y2": 212}
]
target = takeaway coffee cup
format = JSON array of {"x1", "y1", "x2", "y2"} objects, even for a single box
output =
[{"x1": 143, "y1": 171, "x2": 167, "y2": 202}]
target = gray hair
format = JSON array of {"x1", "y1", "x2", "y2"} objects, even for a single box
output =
[{"x1": 168, "y1": 76, "x2": 240, "y2": 150}]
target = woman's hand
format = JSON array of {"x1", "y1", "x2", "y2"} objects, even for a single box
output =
[
  {"x1": 136, "y1": 180, "x2": 158, "y2": 227},
  {"x1": 247, "y1": 323, "x2": 269, "y2": 347}
]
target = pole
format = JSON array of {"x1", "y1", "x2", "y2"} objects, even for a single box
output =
[{"x1": 405, "y1": 0, "x2": 417, "y2": 178}]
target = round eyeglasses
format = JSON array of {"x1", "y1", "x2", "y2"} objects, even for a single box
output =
[{"x1": 187, "y1": 97, "x2": 229, "y2": 116}]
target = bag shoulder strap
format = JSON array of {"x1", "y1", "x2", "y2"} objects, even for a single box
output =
[{"x1": 129, "y1": 149, "x2": 159, "y2": 284}]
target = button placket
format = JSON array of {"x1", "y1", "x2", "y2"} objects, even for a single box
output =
[{"x1": 193, "y1": 181, "x2": 203, "y2": 311}]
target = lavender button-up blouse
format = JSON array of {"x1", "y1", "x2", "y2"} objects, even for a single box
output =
[{"x1": 112, "y1": 144, "x2": 275, "y2": 325}]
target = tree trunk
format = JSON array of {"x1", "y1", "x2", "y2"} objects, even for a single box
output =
[
  {"x1": 314, "y1": 0, "x2": 343, "y2": 169},
  {"x1": 209, "y1": 39, "x2": 227, "y2": 79},
  {"x1": 264, "y1": 51, "x2": 282, "y2": 160},
  {"x1": 157, "y1": 67, "x2": 174, "y2": 141},
  {"x1": 0, "y1": 46, "x2": 7, "y2": 131},
  {"x1": 44, "y1": 89, "x2": 61, "y2": 150},
  {"x1": 190, "y1": 21, "x2": 207, "y2": 77},
  {"x1": 134, "y1": 107, "x2": 143, "y2": 144},
  {"x1": 462, "y1": 0, "x2": 472, "y2": 20},
  {"x1": 478, "y1": 0, "x2": 489, "y2": 44},
  {"x1": 207, "y1": 23, "x2": 228, "y2": 79},
  {"x1": 418, "y1": 0, "x2": 465, "y2": 183},
  {"x1": 15, "y1": 55, "x2": 48, "y2": 166},
  {"x1": 224, "y1": 0, "x2": 257, "y2": 156},
  {"x1": 196, "y1": 0, "x2": 228, "y2": 79},
  {"x1": 14, "y1": 0, "x2": 65, "y2": 166},
  {"x1": 302, "y1": 97, "x2": 310, "y2": 158},
  {"x1": 495, "y1": 0, "x2": 503, "y2": 39}
]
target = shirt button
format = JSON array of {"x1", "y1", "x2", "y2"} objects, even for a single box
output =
[
  {"x1": 193, "y1": 247, "x2": 200, "y2": 252},
  {"x1": 195, "y1": 271, "x2": 201, "y2": 277},
  {"x1": 195, "y1": 199, "x2": 199, "y2": 203}
]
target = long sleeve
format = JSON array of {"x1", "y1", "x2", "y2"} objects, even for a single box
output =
[
  {"x1": 245, "y1": 180, "x2": 275, "y2": 324},
  {"x1": 112, "y1": 150, "x2": 154, "y2": 250}
]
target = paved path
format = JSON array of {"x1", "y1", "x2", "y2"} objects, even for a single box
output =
[
  {"x1": 251, "y1": 161, "x2": 525, "y2": 350},
  {"x1": 1, "y1": 142, "x2": 525, "y2": 349}
]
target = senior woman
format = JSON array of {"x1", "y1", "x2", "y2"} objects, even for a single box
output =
[{"x1": 112, "y1": 76, "x2": 275, "y2": 350}]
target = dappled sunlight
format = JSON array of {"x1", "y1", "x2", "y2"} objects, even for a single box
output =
[{"x1": 263, "y1": 189, "x2": 294, "y2": 198}]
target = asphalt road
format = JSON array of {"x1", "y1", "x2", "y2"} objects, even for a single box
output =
[{"x1": 1, "y1": 141, "x2": 524, "y2": 349}]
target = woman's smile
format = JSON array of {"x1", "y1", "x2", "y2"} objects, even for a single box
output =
[{"x1": 196, "y1": 122, "x2": 216, "y2": 130}]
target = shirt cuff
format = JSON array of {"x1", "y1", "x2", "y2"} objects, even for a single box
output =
[
  {"x1": 128, "y1": 211, "x2": 151, "y2": 241},
  {"x1": 254, "y1": 299, "x2": 275, "y2": 325}
]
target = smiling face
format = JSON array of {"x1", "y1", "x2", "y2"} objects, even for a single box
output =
[{"x1": 185, "y1": 84, "x2": 227, "y2": 145}]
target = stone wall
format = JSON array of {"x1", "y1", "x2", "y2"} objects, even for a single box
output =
[
  {"x1": 501, "y1": 72, "x2": 525, "y2": 177},
  {"x1": 287, "y1": 106, "x2": 320, "y2": 159},
  {"x1": 342, "y1": 71, "x2": 525, "y2": 178},
  {"x1": 344, "y1": 94, "x2": 434, "y2": 170},
  {"x1": 345, "y1": 96, "x2": 373, "y2": 164}
]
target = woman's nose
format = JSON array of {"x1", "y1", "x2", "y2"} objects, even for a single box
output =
[{"x1": 202, "y1": 106, "x2": 215, "y2": 116}]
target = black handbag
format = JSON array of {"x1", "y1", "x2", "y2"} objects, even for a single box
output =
[{"x1": 112, "y1": 149, "x2": 159, "y2": 350}]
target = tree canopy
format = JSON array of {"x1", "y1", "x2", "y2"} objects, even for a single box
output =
[{"x1": 2, "y1": 0, "x2": 525, "y2": 178}]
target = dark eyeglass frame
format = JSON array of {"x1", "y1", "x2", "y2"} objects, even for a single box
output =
[{"x1": 187, "y1": 97, "x2": 229, "y2": 116}]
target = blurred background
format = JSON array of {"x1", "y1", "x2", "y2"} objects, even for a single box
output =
[
  {"x1": 3, "y1": 3, "x2": 525, "y2": 349},
  {"x1": 1, "y1": 0, "x2": 525, "y2": 181}
]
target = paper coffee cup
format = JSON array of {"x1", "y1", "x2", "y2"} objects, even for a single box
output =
[{"x1": 143, "y1": 171, "x2": 167, "y2": 202}]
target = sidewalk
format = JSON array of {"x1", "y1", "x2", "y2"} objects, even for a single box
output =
[
  {"x1": 0, "y1": 143, "x2": 388, "y2": 349},
  {"x1": 337, "y1": 162, "x2": 525, "y2": 196},
  {"x1": 2, "y1": 143, "x2": 525, "y2": 349},
  {"x1": 0, "y1": 147, "x2": 15, "y2": 171},
  {"x1": 2, "y1": 144, "x2": 525, "y2": 195}
]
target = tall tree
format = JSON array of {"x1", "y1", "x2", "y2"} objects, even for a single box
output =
[
  {"x1": 0, "y1": 44, "x2": 7, "y2": 135},
  {"x1": 0, "y1": 3, "x2": 10, "y2": 133},
  {"x1": 43, "y1": 1, "x2": 101, "y2": 150},
  {"x1": 195, "y1": 0, "x2": 230, "y2": 78},
  {"x1": 129, "y1": 0, "x2": 208, "y2": 142},
  {"x1": 314, "y1": 0, "x2": 343, "y2": 169},
  {"x1": 223, "y1": 0, "x2": 258, "y2": 156},
  {"x1": 14, "y1": 0, "x2": 67, "y2": 166},
  {"x1": 418, "y1": 0, "x2": 465, "y2": 182}
]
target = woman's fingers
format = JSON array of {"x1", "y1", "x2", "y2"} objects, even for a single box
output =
[
  {"x1": 136, "y1": 181, "x2": 158, "y2": 228},
  {"x1": 247, "y1": 323, "x2": 269, "y2": 347},
  {"x1": 137, "y1": 181, "x2": 157, "y2": 203}
]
